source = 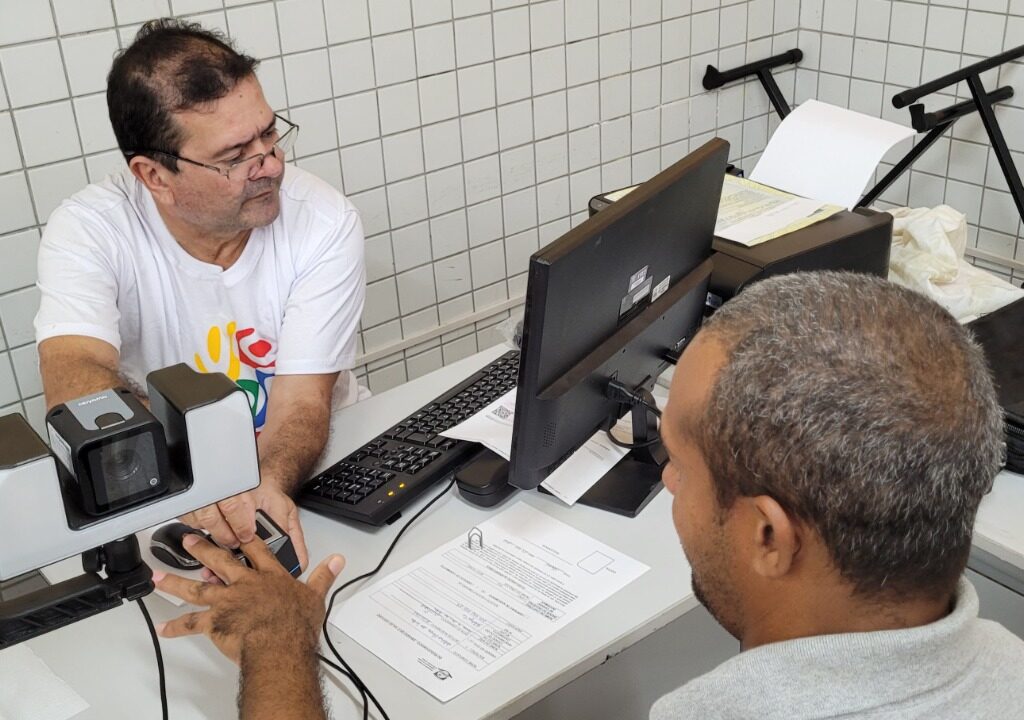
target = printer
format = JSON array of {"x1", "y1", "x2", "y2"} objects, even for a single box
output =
[{"x1": 589, "y1": 185, "x2": 893, "y2": 308}]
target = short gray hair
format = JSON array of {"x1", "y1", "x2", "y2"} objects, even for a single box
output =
[{"x1": 697, "y1": 272, "x2": 1004, "y2": 600}]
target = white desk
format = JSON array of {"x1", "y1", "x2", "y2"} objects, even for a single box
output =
[
  {"x1": 25, "y1": 346, "x2": 699, "y2": 720},
  {"x1": 22, "y1": 345, "x2": 1024, "y2": 719}
]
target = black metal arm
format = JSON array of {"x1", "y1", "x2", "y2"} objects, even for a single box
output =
[
  {"x1": 703, "y1": 49, "x2": 802, "y2": 120},
  {"x1": 893, "y1": 44, "x2": 1024, "y2": 108}
]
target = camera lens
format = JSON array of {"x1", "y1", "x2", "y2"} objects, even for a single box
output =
[{"x1": 101, "y1": 447, "x2": 142, "y2": 483}]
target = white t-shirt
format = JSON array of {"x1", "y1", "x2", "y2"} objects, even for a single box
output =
[{"x1": 35, "y1": 165, "x2": 366, "y2": 432}]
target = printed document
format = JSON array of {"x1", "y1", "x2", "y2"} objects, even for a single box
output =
[
  {"x1": 714, "y1": 175, "x2": 842, "y2": 247},
  {"x1": 440, "y1": 389, "x2": 630, "y2": 505},
  {"x1": 329, "y1": 502, "x2": 649, "y2": 701},
  {"x1": 750, "y1": 99, "x2": 916, "y2": 209}
]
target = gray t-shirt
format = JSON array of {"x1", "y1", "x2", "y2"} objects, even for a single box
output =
[{"x1": 651, "y1": 578, "x2": 1024, "y2": 719}]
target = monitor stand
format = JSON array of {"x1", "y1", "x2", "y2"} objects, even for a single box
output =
[{"x1": 455, "y1": 391, "x2": 666, "y2": 518}]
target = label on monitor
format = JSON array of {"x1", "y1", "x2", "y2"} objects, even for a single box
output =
[
  {"x1": 618, "y1": 277, "x2": 653, "y2": 319},
  {"x1": 628, "y1": 266, "x2": 649, "y2": 292},
  {"x1": 651, "y1": 275, "x2": 670, "y2": 303}
]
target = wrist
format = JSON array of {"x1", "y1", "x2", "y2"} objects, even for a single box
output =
[{"x1": 241, "y1": 626, "x2": 319, "y2": 666}]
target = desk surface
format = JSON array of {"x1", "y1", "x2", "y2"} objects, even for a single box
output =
[
  {"x1": 26, "y1": 345, "x2": 698, "y2": 720},
  {"x1": 23, "y1": 344, "x2": 1024, "y2": 719}
]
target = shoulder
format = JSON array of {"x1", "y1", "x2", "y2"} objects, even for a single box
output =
[
  {"x1": 40, "y1": 168, "x2": 140, "y2": 257},
  {"x1": 278, "y1": 166, "x2": 359, "y2": 229},
  {"x1": 650, "y1": 671, "x2": 741, "y2": 720}
]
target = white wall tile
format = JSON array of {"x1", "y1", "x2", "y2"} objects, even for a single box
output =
[
  {"x1": 498, "y1": 100, "x2": 534, "y2": 149},
  {"x1": 27, "y1": 158, "x2": 87, "y2": 221},
  {"x1": 61, "y1": 32, "x2": 119, "y2": 98},
  {"x1": 296, "y1": 151, "x2": 343, "y2": 190},
  {"x1": 53, "y1": 0, "x2": 114, "y2": 34},
  {"x1": 419, "y1": 72, "x2": 460, "y2": 124},
  {"x1": 227, "y1": 4, "x2": 281, "y2": 59},
  {"x1": 325, "y1": 0, "x2": 371, "y2": 44},
  {"x1": 567, "y1": 82, "x2": 600, "y2": 129},
  {"x1": 600, "y1": 75, "x2": 630, "y2": 119},
  {"x1": 414, "y1": 0, "x2": 453, "y2": 25},
  {"x1": 350, "y1": 187, "x2": 390, "y2": 235},
  {"x1": 501, "y1": 145, "x2": 537, "y2": 192},
  {"x1": 0, "y1": 355, "x2": 18, "y2": 407},
  {"x1": 434, "y1": 251, "x2": 472, "y2": 301},
  {"x1": 470, "y1": 239, "x2": 506, "y2": 287},
  {"x1": 537, "y1": 175, "x2": 570, "y2": 222},
  {"x1": 467, "y1": 198, "x2": 504, "y2": 246},
  {"x1": 426, "y1": 165, "x2": 466, "y2": 215},
  {"x1": 566, "y1": 38, "x2": 599, "y2": 87},
  {"x1": 0, "y1": 114, "x2": 20, "y2": 174},
  {"x1": 890, "y1": 2, "x2": 928, "y2": 46},
  {"x1": 340, "y1": 140, "x2": 385, "y2": 193},
  {"x1": 496, "y1": 55, "x2": 533, "y2": 104},
  {"x1": 370, "y1": 0, "x2": 413, "y2": 35},
  {"x1": 382, "y1": 129, "x2": 425, "y2": 182},
  {"x1": 1, "y1": 41, "x2": 67, "y2": 109},
  {"x1": 277, "y1": 0, "x2": 327, "y2": 53},
  {"x1": 504, "y1": 228, "x2": 538, "y2": 274},
  {"x1": 632, "y1": 66, "x2": 662, "y2": 110},
  {"x1": 365, "y1": 233, "x2": 396, "y2": 282},
  {"x1": 423, "y1": 119, "x2": 463, "y2": 171},
  {"x1": 532, "y1": 1, "x2": 566, "y2": 50},
  {"x1": 430, "y1": 209, "x2": 469, "y2": 258},
  {"x1": 373, "y1": 32, "x2": 417, "y2": 86},
  {"x1": 378, "y1": 81, "x2": 421, "y2": 135},
  {"x1": 284, "y1": 50, "x2": 333, "y2": 106},
  {"x1": 460, "y1": 110, "x2": 499, "y2": 160},
  {"x1": 599, "y1": 0, "x2": 630, "y2": 33},
  {"x1": 0, "y1": 228, "x2": 40, "y2": 294},
  {"x1": 601, "y1": 117, "x2": 631, "y2": 160},
  {"x1": 14, "y1": 101, "x2": 80, "y2": 167},
  {"x1": 391, "y1": 221, "x2": 432, "y2": 272},
  {"x1": 493, "y1": 7, "x2": 531, "y2": 58},
  {"x1": 566, "y1": 0, "x2": 600, "y2": 42},
  {"x1": 330, "y1": 41, "x2": 377, "y2": 96},
  {"x1": 925, "y1": 7, "x2": 967, "y2": 52},
  {"x1": 335, "y1": 91, "x2": 381, "y2": 146},
  {"x1": 455, "y1": 16, "x2": 494, "y2": 67},
  {"x1": 464, "y1": 155, "x2": 501, "y2": 203},
  {"x1": 532, "y1": 47, "x2": 567, "y2": 95},
  {"x1": 533, "y1": 91, "x2": 567, "y2": 139},
  {"x1": 396, "y1": 264, "x2": 437, "y2": 313},
  {"x1": 387, "y1": 176, "x2": 430, "y2": 227},
  {"x1": 458, "y1": 65, "x2": 497, "y2": 114},
  {"x1": 257, "y1": 59, "x2": 288, "y2": 111},
  {"x1": 363, "y1": 278, "x2": 401, "y2": 327},
  {"x1": 0, "y1": 287, "x2": 40, "y2": 347},
  {"x1": 113, "y1": 0, "x2": 168, "y2": 25},
  {"x1": 10, "y1": 344, "x2": 41, "y2": 398},
  {"x1": 416, "y1": 23, "x2": 457, "y2": 76}
]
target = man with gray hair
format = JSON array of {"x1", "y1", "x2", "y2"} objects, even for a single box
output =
[{"x1": 654, "y1": 270, "x2": 1024, "y2": 718}]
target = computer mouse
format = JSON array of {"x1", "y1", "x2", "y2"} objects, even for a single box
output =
[{"x1": 150, "y1": 522, "x2": 205, "y2": 571}]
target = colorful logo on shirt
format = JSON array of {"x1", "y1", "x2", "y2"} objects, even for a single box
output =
[{"x1": 193, "y1": 321, "x2": 276, "y2": 432}]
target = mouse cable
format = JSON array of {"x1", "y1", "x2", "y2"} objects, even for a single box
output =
[
  {"x1": 319, "y1": 476, "x2": 457, "y2": 720},
  {"x1": 138, "y1": 597, "x2": 169, "y2": 720}
]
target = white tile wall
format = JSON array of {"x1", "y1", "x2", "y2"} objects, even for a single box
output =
[{"x1": 0, "y1": 0, "x2": 802, "y2": 411}]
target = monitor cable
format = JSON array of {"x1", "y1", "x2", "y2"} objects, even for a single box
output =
[
  {"x1": 605, "y1": 380, "x2": 663, "y2": 450},
  {"x1": 138, "y1": 597, "x2": 169, "y2": 720},
  {"x1": 319, "y1": 476, "x2": 457, "y2": 720}
]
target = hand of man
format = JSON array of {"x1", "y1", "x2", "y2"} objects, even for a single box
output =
[
  {"x1": 178, "y1": 482, "x2": 309, "y2": 569},
  {"x1": 154, "y1": 534, "x2": 344, "y2": 665}
]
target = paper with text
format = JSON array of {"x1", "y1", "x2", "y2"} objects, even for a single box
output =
[
  {"x1": 329, "y1": 502, "x2": 649, "y2": 701},
  {"x1": 440, "y1": 389, "x2": 630, "y2": 505},
  {"x1": 750, "y1": 99, "x2": 916, "y2": 209},
  {"x1": 714, "y1": 175, "x2": 842, "y2": 246}
]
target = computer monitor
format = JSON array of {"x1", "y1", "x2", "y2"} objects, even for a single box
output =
[{"x1": 506, "y1": 138, "x2": 728, "y2": 516}]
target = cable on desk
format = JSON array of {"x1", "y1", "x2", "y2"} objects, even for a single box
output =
[
  {"x1": 138, "y1": 597, "x2": 169, "y2": 720},
  {"x1": 319, "y1": 477, "x2": 457, "y2": 720}
]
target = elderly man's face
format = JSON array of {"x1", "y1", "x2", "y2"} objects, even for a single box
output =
[
  {"x1": 660, "y1": 333, "x2": 745, "y2": 639},
  {"x1": 166, "y1": 75, "x2": 285, "y2": 235}
]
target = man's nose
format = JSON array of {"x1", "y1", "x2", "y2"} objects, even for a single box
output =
[{"x1": 250, "y1": 147, "x2": 285, "y2": 181}]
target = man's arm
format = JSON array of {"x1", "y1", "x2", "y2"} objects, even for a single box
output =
[
  {"x1": 155, "y1": 535, "x2": 344, "y2": 720},
  {"x1": 257, "y1": 372, "x2": 340, "y2": 494},
  {"x1": 38, "y1": 335, "x2": 145, "y2": 410}
]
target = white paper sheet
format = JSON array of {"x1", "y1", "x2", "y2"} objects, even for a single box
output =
[
  {"x1": 714, "y1": 175, "x2": 842, "y2": 246},
  {"x1": 750, "y1": 99, "x2": 916, "y2": 209},
  {"x1": 330, "y1": 502, "x2": 649, "y2": 701},
  {"x1": 440, "y1": 389, "x2": 629, "y2": 505}
]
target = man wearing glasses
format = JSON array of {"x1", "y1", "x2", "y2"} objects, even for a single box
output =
[{"x1": 34, "y1": 19, "x2": 366, "y2": 568}]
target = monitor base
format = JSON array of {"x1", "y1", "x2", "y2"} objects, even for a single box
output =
[{"x1": 556, "y1": 454, "x2": 665, "y2": 518}]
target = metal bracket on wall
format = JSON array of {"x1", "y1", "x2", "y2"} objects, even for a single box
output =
[{"x1": 702, "y1": 48, "x2": 803, "y2": 121}]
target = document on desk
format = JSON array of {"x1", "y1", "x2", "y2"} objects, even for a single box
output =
[
  {"x1": 440, "y1": 389, "x2": 630, "y2": 505},
  {"x1": 750, "y1": 99, "x2": 916, "y2": 209},
  {"x1": 329, "y1": 502, "x2": 649, "y2": 701},
  {"x1": 714, "y1": 175, "x2": 842, "y2": 247}
]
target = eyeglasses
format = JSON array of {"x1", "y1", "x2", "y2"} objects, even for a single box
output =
[{"x1": 129, "y1": 114, "x2": 299, "y2": 181}]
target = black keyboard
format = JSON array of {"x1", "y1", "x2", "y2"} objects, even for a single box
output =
[{"x1": 298, "y1": 350, "x2": 520, "y2": 526}]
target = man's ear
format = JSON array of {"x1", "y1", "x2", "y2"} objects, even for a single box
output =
[
  {"x1": 744, "y1": 495, "x2": 801, "y2": 580},
  {"x1": 129, "y1": 155, "x2": 176, "y2": 206}
]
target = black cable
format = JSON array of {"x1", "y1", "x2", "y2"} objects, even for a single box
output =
[
  {"x1": 606, "y1": 428, "x2": 663, "y2": 450},
  {"x1": 137, "y1": 598, "x2": 169, "y2": 720},
  {"x1": 319, "y1": 477, "x2": 457, "y2": 720}
]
